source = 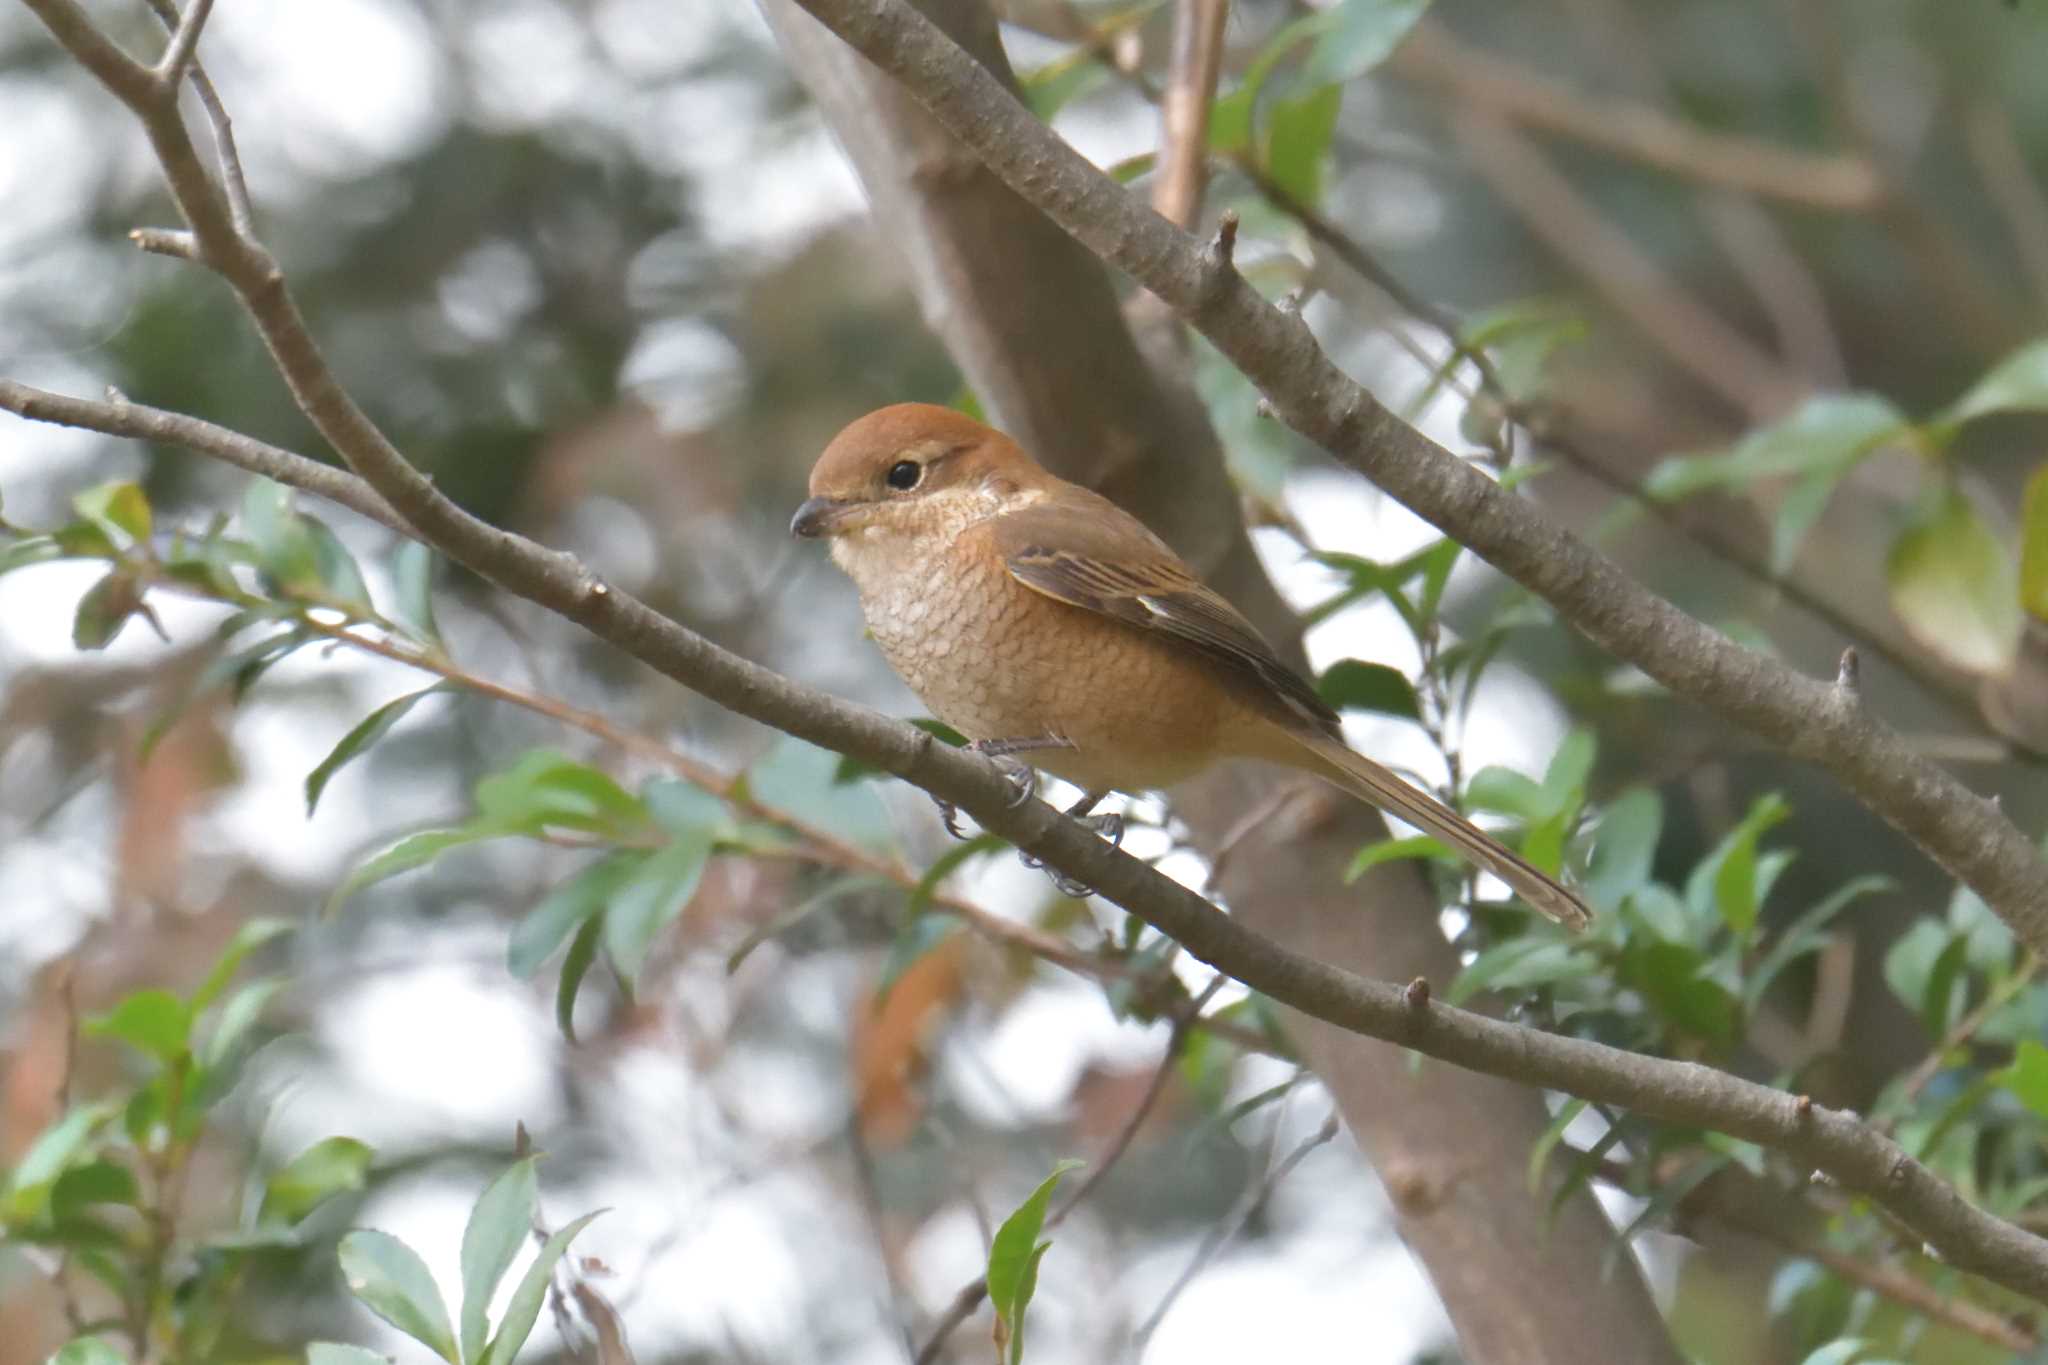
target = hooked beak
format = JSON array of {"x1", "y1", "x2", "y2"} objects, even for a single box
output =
[{"x1": 789, "y1": 496, "x2": 857, "y2": 539}]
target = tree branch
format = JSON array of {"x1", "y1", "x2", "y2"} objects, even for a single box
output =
[
  {"x1": 1390, "y1": 21, "x2": 1882, "y2": 213},
  {"x1": 779, "y1": 0, "x2": 2048, "y2": 968}
]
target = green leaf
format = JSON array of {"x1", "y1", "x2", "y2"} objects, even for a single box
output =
[
  {"x1": 1022, "y1": 52, "x2": 1107, "y2": 120},
  {"x1": 603, "y1": 829, "x2": 715, "y2": 988},
  {"x1": 241, "y1": 479, "x2": 323, "y2": 595},
  {"x1": 474, "y1": 751, "x2": 647, "y2": 837},
  {"x1": 72, "y1": 569, "x2": 146, "y2": 650},
  {"x1": 460, "y1": 1158, "x2": 540, "y2": 1365},
  {"x1": 337, "y1": 1229, "x2": 459, "y2": 1363},
  {"x1": 0, "y1": 534, "x2": 62, "y2": 577},
  {"x1": 1302, "y1": 0, "x2": 1432, "y2": 84},
  {"x1": 1447, "y1": 939, "x2": 1594, "y2": 1005},
  {"x1": 1464, "y1": 766, "x2": 1548, "y2": 821},
  {"x1": 1626, "y1": 940, "x2": 1740, "y2": 1045},
  {"x1": 556, "y1": 914, "x2": 605, "y2": 1043},
  {"x1": 641, "y1": 778, "x2": 729, "y2": 838},
  {"x1": 261, "y1": 1137, "x2": 374, "y2": 1227},
  {"x1": 305, "y1": 685, "x2": 452, "y2": 815},
  {"x1": 392, "y1": 540, "x2": 443, "y2": 647},
  {"x1": 987, "y1": 1160, "x2": 1084, "y2": 1365},
  {"x1": 304, "y1": 517, "x2": 373, "y2": 612},
  {"x1": 328, "y1": 823, "x2": 522, "y2": 915},
  {"x1": 1645, "y1": 393, "x2": 1905, "y2": 570},
  {"x1": 1316, "y1": 659, "x2": 1421, "y2": 720},
  {"x1": 308, "y1": 1345, "x2": 396, "y2": 1365},
  {"x1": 1996, "y1": 1039, "x2": 2048, "y2": 1120},
  {"x1": 479, "y1": 1210, "x2": 603, "y2": 1365},
  {"x1": 1682, "y1": 793, "x2": 1790, "y2": 941},
  {"x1": 1527, "y1": 1098, "x2": 1588, "y2": 1195},
  {"x1": 1539, "y1": 731, "x2": 1596, "y2": 808},
  {"x1": 1883, "y1": 920, "x2": 1955, "y2": 1021},
  {"x1": 194, "y1": 977, "x2": 286, "y2": 1102},
  {"x1": 191, "y1": 917, "x2": 293, "y2": 1014},
  {"x1": 1645, "y1": 394, "x2": 1905, "y2": 499},
  {"x1": 1343, "y1": 833, "x2": 1456, "y2": 882},
  {"x1": 84, "y1": 989, "x2": 192, "y2": 1064},
  {"x1": 71, "y1": 480, "x2": 152, "y2": 547},
  {"x1": 49, "y1": 1337, "x2": 129, "y2": 1365},
  {"x1": 1886, "y1": 491, "x2": 2022, "y2": 675},
  {"x1": 2020, "y1": 464, "x2": 2048, "y2": 621},
  {"x1": 1743, "y1": 876, "x2": 1892, "y2": 1011},
  {"x1": 1939, "y1": 336, "x2": 2048, "y2": 425},
  {"x1": 509, "y1": 852, "x2": 648, "y2": 979},
  {"x1": 1265, "y1": 83, "x2": 1342, "y2": 205},
  {"x1": 51, "y1": 1161, "x2": 138, "y2": 1221},
  {"x1": 1582, "y1": 789, "x2": 1661, "y2": 913}
]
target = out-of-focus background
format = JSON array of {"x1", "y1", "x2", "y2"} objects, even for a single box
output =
[{"x1": 4, "y1": 0, "x2": 2048, "y2": 1361}]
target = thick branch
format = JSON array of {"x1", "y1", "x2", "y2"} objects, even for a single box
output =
[{"x1": 780, "y1": 0, "x2": 2048, "y2": 966}]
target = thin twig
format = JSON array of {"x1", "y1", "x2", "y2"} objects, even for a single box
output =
[
  {"x1": 1964, "y1": 103, "x2": 2048, "y2": 319},
  {"x1": 1151, "y1": 0, "x2": 1228, "y2": 228},
  {"x1": 1893, "y1": 956, "x2": 2042, "y2": 1117},
  {"x1": 910, "y1": 975, "x2": 1226, "y2": 1365},
  {"x1": 142, "y1": 0, "x2": 251, "y2": 233},
  {"x1": 1131, "y1": 1111, "x2": 1342, "y2": 1349},
  {"x1": 1451, "y1": 110, "x2": 1802, "y2": 420},
  {"x1": 1391, "y1": 21, "x2": 1880, "y2": 212}
]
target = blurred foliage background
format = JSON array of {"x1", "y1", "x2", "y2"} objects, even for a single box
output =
[{"x1": 4, "y1": 0, "x2": 2048, "y2": 1361}]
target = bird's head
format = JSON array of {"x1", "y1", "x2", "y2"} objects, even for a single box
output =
[{"x1": 790, "y1": 403, "x2": 1047, "y2": 544}]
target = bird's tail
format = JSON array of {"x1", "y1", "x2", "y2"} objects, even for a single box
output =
[{"x1": 1287, "y1": 732, "x2": 1593, "y2": 930}]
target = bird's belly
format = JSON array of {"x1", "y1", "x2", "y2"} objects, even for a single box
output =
[{"x1": 858, "y1": 556, "x2": 1237, "y2": 795}]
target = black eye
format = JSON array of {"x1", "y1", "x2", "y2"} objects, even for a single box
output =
[{"x1": 885, "y1": 460, "x2": 922, "y2": 491}]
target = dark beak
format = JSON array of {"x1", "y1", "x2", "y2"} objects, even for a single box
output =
[{"x1": 790, "y1": 496, "x2": 852, "y2": 539}]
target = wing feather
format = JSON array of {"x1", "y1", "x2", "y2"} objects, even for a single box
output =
[{"x1": 992, "y1": 502, "x2": 1340, "y2": 738}]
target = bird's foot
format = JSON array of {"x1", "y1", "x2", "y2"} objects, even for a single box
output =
[
  {"x1": 931, "y1": 739, "x2": 1052, "y2": 839},
  {"x1": 1018, "y1": 793, "x2": 1120, "y2": 898}
]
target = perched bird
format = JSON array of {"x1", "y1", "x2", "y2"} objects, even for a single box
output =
[{"x1": 791, "y1": 403, "x2": 1591, "y2": 930}]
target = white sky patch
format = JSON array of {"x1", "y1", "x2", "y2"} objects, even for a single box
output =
[
  {"x1": 208, "y1": 0, "x2": 447, "y2": 185},
  {"x1": 0, "y1": 77, "x2": 104, "y2": 257},
  {"x1": 619, "y1": 316, "x2": 747, "y2": 430},
  {"x1": 311, "y1": 925, "x2": 566, "y2": 1146}
]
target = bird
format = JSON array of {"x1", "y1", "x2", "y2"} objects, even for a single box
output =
[{"x1": 790, "y1": 402, "x2": 1591, "y2": 930}]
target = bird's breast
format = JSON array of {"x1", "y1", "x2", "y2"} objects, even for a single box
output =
[{"x1": 835, "y1": 522, "x2": 1250, "y2": 794}]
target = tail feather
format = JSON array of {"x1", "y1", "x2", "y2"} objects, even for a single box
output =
[{"x1": 1291, "y1": 733, "x2": 1593, "y2": 930}]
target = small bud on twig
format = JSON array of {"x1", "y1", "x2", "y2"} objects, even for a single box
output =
[
  {"x1": 1835, "y1": 646, "x2": 1862, "y2": 699},
  {"x1": 1208, "y1": 210, "x2": 1239, "y2": 271}
]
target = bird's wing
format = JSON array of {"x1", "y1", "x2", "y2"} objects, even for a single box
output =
[{"x1": 991, "y1": 500, "x2": 1341, "y2": 738}]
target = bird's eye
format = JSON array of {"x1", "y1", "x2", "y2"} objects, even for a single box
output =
[{"x1": 885, "y1": 460, "x2": 922, "y2": 491}]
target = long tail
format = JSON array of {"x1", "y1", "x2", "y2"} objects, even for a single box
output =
[{"x1": 1287, "y1": 732, "x2": 1592, "y2": 930}]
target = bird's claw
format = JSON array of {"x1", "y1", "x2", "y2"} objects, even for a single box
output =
[
  {"x1": 1017, "y1": 804, "x2": 1124, "y2": 899},
  {"x1": 1077, "y1": 810, "x2": 1124, "y2": 851},
  {"x1": 964, "y1": 741, "x2": 1038, "y2": 807},
  {"x1": 933, "y1": 797, "x2": 971, "y2": 841}
]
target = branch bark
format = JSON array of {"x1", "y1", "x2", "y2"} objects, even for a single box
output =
[{"x1": 776, "y1": 0, "x2": 2048, "y2": 969}]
